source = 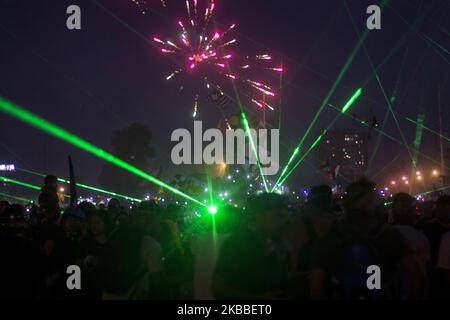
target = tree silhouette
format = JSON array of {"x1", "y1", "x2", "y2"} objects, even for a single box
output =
[{"x1": 98, "y1": 123, "x2": 155, "y2": 197}]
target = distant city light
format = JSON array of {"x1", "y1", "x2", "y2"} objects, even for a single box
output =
[{"x1": 0, "y1": 164, "x2": 15, "y2": 171}]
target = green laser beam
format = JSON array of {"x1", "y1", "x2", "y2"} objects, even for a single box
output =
[
  {"x1": 275, "y1": 4, "x2": 387, "y2": 178},
  {"x1": 360, "y1": 2, "x2": 439, "y2": 91},
  {"x1": 1, "y1": 176, "x2": 41, "y2": 191},
  {"x1": 412, "y1": 114, "x2": 425, "y2": 169},
  {"x1": 263, "y1": 1, "x2": 440, "y2": 183},
  {"x1": 374, "y1": 71, "x2": 414, "y2": 162},
  {"x1": 209, "y1": 82, "x2": 347, "y2": 187},
  {"x1": 371, "y1": 71, "x2": 414, "y2": 164},
  {"x1": 410, "y1": 113, "x2": 425, "y2": 193},
  {"x1": 203, "y1": 77, "x2": 337, "y2": 187},
  {"x1": 341, "y1": 88, "x2": 362, "y2": 113},
  {"x1": 1, "y1": 175, "x2": 71, "y2": 199},
  {"x1": 327, "y1": 103, "x2": 450, "y2": 173},
  {"x1": 273, "y1": 130, "x2": 327, "y2": 191},
  {"x1": 273, "y1": 88, "x2": 362, "y2": 190},
  {"x1": 0, "y1": 191, "x2": 34, "y2": 203},
  {"x1": 0, "y1": 97, "x2": 206, "y2": 209},
  {"x1": 345, "y1": 0, "x2": 414, "y2": 168},
  {"x1": 17, "y1": 167, "x2": 141, "y2": 202},
  {"x1": 282, "y1": 22, "x2": 370, "y2": 166},
  {"x1": 208, "y1": 206, "x2": 218, "y2": 215},
  {"x1": 278, "y1": 16, "x2": 435, "y2": 161},
  {"x1": 275, "y1": 0, "x2": 387, "y2": 187},
  {"x1": 366, "y1": 47, "x2": 426, "y2": 175},
  {"x1": 241, "y1": 112, "x2": 269, "y2": 193},
  {"x1": 387, "y1": 3, "x2": 450, "y2": 66},
  {"x1": 422, "y1": 33, "x2": 450, "y2": 56},
  {"x1": 372, "y1": 151, "x2": 403, "y2": 179},
  {"x1": 206, "y1": 174, "x2": 216, "y2": 215},
  {"x1": 417, "y1": 185, "x2": 450, "y2": 197},
  {"x1": 274, "y1": 146, "x2": 300, "y2": 191},
  {"x1": 406, "y1": 117, "x2": 450, "y2": 143},
  {"x1": 279, "y1": 101, "x2": 440, "y2": 191}
]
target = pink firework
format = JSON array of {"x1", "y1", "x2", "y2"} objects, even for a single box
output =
[
  {"x1": 154, "y1": 1, "x2": 235, "y2": 76},
  {"x1": 232, "y1": 53, "x2": 283, "y2": 113},
  {"x1": 153, "y1": 0, "x2": 237, "y2": 116},
  {"x1": 154, "y1": 0, "x2": 283, "y2": 117}
]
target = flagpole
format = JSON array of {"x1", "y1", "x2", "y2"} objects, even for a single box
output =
[{"x1": 438, "y1": 85, "x2": 445, "y2": 186}]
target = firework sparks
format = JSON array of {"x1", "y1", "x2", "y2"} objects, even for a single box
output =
[
  {"x1": 154, "y1": 0, "x2": 283, "y2": 116},
  {"x1": 154, "y1": 0, "x2": 238, "y2": 116},
  {"x1": 154, "y1": 1, "x2": 233, "y2": 72}
]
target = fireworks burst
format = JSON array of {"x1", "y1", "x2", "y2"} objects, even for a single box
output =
[
  {"x1": 154, "y1": 1, "x2": 235, "y2": 74},
  {"x1": 154, "y1": 0, "x2": 283, "y2": 118},
  {"x1": 238, "y1": 54, "x2": 283, "y2": 112}
]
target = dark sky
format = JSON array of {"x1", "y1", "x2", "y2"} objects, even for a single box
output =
[{"x1": 0, "y1": 0, "x2": 448, "y2": 189}]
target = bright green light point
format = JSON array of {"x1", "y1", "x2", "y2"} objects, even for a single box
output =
[
  {"x1": 0, "y1": 96, "x2": 206, "y2": 209},
  {"x1": 208, "y1": 206, "x2": 218, "y2": 215}
]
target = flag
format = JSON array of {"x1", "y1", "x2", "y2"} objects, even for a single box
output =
[{"x1": 68, "y1": 155, "x2": 77, "y2": 208}]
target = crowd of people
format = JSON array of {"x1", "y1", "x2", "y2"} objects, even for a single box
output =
[{"x1": 1, "y1": 175, "x2": 450, "y2": 300}]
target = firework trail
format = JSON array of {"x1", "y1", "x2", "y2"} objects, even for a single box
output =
[{"x1": 131, "y1": 0, "x2": 167, "y2": 14}]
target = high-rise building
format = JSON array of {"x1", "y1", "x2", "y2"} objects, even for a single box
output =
[{"x1": 319, "y1": 131, "x2": 368, "y2": 182}]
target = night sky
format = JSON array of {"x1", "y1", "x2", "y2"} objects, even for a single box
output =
[{"x1": 0, "y1": 0, "x2": 448, "y2": 190}]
